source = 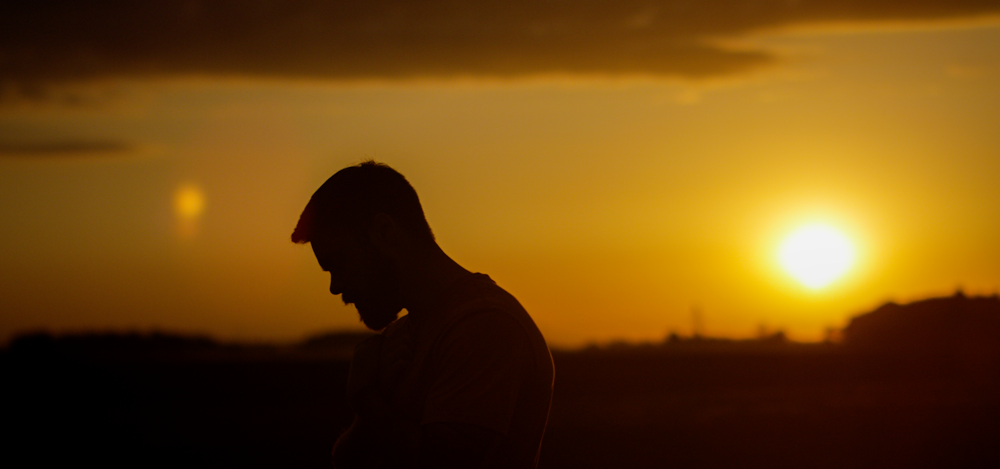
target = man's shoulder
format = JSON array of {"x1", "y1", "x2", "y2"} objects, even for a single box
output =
[
  {"x1": 439, "y1": 274, "x2": 553, "y2": 376},
  {"x1": 421, "y1": 276, "x2": 554, "y2": 465},
  {"x1": 447, "y1": 274, "x2": 534, "y2": 327},
  {"x1": 433, "y1": 274, "x2": 546, "y2": 347},
  {"x1": 441, "y1": 307, "x2": 529, "y2": 351}
]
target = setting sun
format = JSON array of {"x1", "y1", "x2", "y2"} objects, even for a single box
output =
[{"x1": 779, "y1": 224, "x2": 856, "y2": 290}]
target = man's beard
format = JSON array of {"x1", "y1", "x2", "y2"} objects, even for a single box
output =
[
  {"x1": 354, "y1": 295, "x2": 402, "y2": 331},
  {"x1": 350, "y1": 255, "x2": 404, "y2": 331}
]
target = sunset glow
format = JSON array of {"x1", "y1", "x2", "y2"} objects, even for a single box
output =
[
  {"x1": 6, "y1": 5, "x2": 1000, "y2": 467},
  {"x1": 2, "y1": 3, "x2": 1000, "y2": 346}
]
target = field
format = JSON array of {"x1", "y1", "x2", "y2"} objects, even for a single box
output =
[{"x1": 5, "y1": 339, "x2": 999, "y2": 468}]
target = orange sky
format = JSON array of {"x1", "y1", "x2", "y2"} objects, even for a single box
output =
[{"x1": 2, "y1": 2, "x2": 1000, "y2": 347}]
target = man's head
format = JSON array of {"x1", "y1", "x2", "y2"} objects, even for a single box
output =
[{"x1": 292, "y1": 161, "x2": 435, "y2": 330}]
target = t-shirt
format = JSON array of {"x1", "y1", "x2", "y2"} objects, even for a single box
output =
[{"x1": 377, "y1": 273, "x2": 554, "y2": 468}]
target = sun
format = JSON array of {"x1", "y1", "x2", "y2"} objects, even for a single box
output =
[{"x1": 778, "y1": 224, "x2": 855, "y2": 290}]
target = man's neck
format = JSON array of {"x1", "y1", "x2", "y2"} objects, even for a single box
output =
[{"x1": 398, "y1": 244, "x2": 471, "y2": 319}]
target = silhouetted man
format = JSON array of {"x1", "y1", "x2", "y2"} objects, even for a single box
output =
[{"x1": 292, "y1": 161, "x2": 554, "y2": 468}]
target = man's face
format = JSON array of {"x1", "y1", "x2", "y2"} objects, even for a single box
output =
[{"x1": 310, "y1": 226, "x2": 403, "y2": 331}]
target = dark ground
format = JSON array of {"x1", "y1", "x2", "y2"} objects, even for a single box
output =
[{"x1": 4, "y1": 340, "x2": 999, "y2": 468}]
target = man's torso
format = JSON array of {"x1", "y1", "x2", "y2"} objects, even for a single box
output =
[{"x1": 377, "y1": 273, "x2": 554, "y2": 468}]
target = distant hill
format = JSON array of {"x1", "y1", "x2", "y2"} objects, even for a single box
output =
[
  {"x1": 844, "y1": 291, "x2": 1000, "y2": 357},
  {"x1": 6, "y1": 331, "x2": 220, "y2": 359},
  {"x1": 298, "y1": 330, "x2": 374, "y2": 354},
  {"x1": 3, "y1": 329, "x2": 374, "y2": 361}
]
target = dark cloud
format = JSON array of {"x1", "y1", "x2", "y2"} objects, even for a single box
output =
[
  {"x1": 2, "y1": 0, "x2": 997, "y2": 95},
  {"x1": 0, "y1": 140, "x2": 133, "y2": 157}
]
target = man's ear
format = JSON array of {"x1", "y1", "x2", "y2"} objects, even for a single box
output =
[{"x1": 368, "y1": 213, "x2": 404, "y2": 255}]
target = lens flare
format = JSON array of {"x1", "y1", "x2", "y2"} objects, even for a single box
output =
[
  {"x1": 174, "y1": 184, "x2": 205, "y2": 239},
  {"x1": 778, "y1": 224, "x2": 855, "y2": 289}
]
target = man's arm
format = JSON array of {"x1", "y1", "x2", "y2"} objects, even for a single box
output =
[
  {"x1": 334, "y1": 335, "x2": 417, "y2": 468},
  {"x1": 416, "y1": 310, "x2": 532, "y2": 467},
  {"x1": 332, "y1": 397, "x2": 421, "y2": 468},
  {"x1": 335, "y1": 311, "x2": 528, "y2": 468},
  {"x1": 333, "y1": 407, "x2": 500, "y2": 469}
]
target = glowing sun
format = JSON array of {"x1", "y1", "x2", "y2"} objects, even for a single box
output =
[{"x1": 778, "y1": 224, "x2": 855, "y2": 289}]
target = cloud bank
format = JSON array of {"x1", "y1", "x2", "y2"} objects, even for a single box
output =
[{"x1": 2, "y1": 0, "x2": 997, "y2": 95}]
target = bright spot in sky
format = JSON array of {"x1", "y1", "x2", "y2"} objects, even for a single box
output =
[
  {"x1": 174, "y1": 184, "x2": 205, "y2": 239},
  {"x1": 778, "y1": 224, "x2": 855, "y2": 290},
  {"x1": 175, "y1": 184, "x2": 205, "y2": 220}
]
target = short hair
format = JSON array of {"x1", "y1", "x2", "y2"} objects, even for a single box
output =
[{"x1": 291, "y1": 161, "x2": 435, "y2": 245}]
